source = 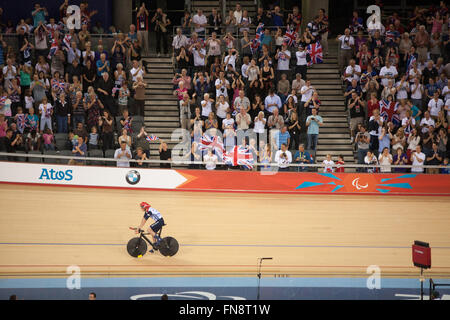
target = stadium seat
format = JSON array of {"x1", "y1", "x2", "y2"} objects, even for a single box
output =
[
  {"x1": 88, "y1": 149, "x2": 105, "y2": 166},
  {"x1": 54, "y1": 133, "x2": 67, "y2": 142},
  {"x1": 56, "y1": 139, "x2": 70, "y2": 151},
  {"x1": 28, "y1": 150, "x2": 43, "y2": 163},
  {"x1": 104, "y1": 149, "x2": 116, "y2": 166},
  {"x1": 43, "y1": 150, "x2": 60, "y2": 164}
]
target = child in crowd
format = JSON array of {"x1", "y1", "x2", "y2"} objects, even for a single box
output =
[
  {"x1": 24, "y1": 88, "x2": 34, "y2": 112},
  {"x1": 42, "y1": 128, "x2": 55, "y2": 151},
  {"x1": 25, "y1": 107, "x2": 39, "y2": 132},
  {"x1": 335, "y1": 155, "x2": 345, "y2": 173},
  {"x1": 26, "y1": 130, "x2": 41, "y2": 152},
  {"x1": 88, "y1": 126, "x2": 99, "y2": 150},
  {"x1": 323, "y1": 154, "x2": 335, "y2": 173},
  {"x1": 14, "y1": 107, "x2": 26, "y2": 134}
]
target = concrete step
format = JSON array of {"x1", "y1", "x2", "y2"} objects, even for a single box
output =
[
  {"x1": 319, "y1": 96, "x2": 345, "y2": 101},
  {"x1": 146, "y1": 89, "x2": 174, "y2": 95},
  {"x1": 315, "y1": 89, "x2": 343, "y2": 95},
  {"x1": 319, "y1": 111, "x2": 347, "y2": 117},
  {"x1": 146, "y1": 83, "x2": 174, "y2": 89},
  {"x1": 146, "y1": 101, "x2": 178, "y2": 107},
  {"x1": 307, "y1": 74, "x2": 341, "y2": 79},
  {"x1": 316, "y1": 150, "x2": 354, "y2": 156},
  {"x1": 145, "y1": 105, "x2": 179, "y2": 110},
  {"x1": 322, "y1": 117, "x2": 347, "y2": 123},
  {"x1": 307, "y1": 68, "x2": 339, "y2": 74},
  {"x1": 319, "y1": 106, "x2": 346, "y2": 112},
  {"x1": 321, "y1": 122, "x2": 349, "y2": 128},
  {"x1": 316, "y1": 156, "x2": 356, "y2": 163},
  {"x1": 145, "y1": 73, "x2": 173, "y2": 79},
  {"x1": 146, "y1": 121, "x2": 180, "y2": 128},
  {"x1": 310, "y1": 84, "x2": 342, "y2": 90},
  {"x1": 310, "y1": 80, "x2": 343, "y2": 85},
  {"x1": 145, "y1": 111, "x2": 179, "y2": 116},
  {"x1": 144, "y1": 127, "x2": 178, "y2": 133},
  {"x1": 318, "y1": 139, "x2": 351, "y2": 144},
  {"x1": 310, "y1": 63, "x2": 339, "y2": 69},
  {"x1": 146, "y1": 78, "x2": 174, "y2": 84},
  {"x1": 317, "y1": 144, "x2": 354, "y2": 151},
  {"x1": 148, "y1": 68, "x2": 173, "y2": 73},
  {"x1": 317, "y1": 133, "x2": 351, "y2": 139},
  {"x1": 146, "y1": 94, "x2": 177, "y2": 100},
  {"x1": 145, "y1": 116, "x2": 180, "y2": 122},
  {"x1": 319, "y1": 128, "x2": 350, "y2": 133},
  {"x1": 143, "y1": 57, "x2": 173, "y2": 63}
]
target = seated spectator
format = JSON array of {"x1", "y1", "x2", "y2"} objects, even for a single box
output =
[
  {"x1": 293, "y1": 144, "x2": 313, "y2": 172},
  {"x1": 379, "y1": 147, "x2": 393, "y2": 172},
  {"x1": 322, "y1": 154, "x2": 335, "y2": 173},
  {"x1": 159, "y1": 140, "x2": 172, "y2": 169},
  {"x1": 114, "y1": 141, "x2": 132, "y2": 167},
  {"x1": 69, "y1": 136, "x2": 87, "y2": 165},
  {"x1": 364, "y1": 150, "x2": 378, "y2": 173},
  {"x1": 274, "y1": 143, "x2": 292, "y2": 171},
  {"x1": 264, "y1": 89, "x2": 282, "y2": 114},
  {"x1": 204, "y1": 148, "x2": 218, "y2": 170},
  {"x1": 426, "y1": 142, "x2": 444, "y2": 174}
]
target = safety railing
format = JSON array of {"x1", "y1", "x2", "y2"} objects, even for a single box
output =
[{"x1": 0, "y1": 151, "x2": 446, "y2": 173}]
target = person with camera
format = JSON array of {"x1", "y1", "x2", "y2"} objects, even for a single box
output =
[
  {"x1": 306, "y1": 108, "x2": 323, "y2": 151},
  {"x1": 136, "y1": 3, "x2": 150, "y2": 56},
  {"x1": 337, "y1": 28, "x2": 354, "y2": 73},
  {"x1": 151, "y1": 8, "x2": 170, "y2": 57},
  {"x1": 274, "y1": 143, "x2": 292, "y2": 172},
  {"x1": 348, "y1": 91, "x2": 365, "y2": 143}
]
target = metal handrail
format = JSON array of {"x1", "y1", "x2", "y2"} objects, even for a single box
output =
[{"x1": 0, "y1": 152, "x2": 446, "y2": 171}]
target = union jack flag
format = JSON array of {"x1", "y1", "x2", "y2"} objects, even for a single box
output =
[
  {"x1": 16, "y1": 114, "x2": 26, "y2": 133},
  {"x1": 283, "y1": 26, "x2": 297, "y2": 47},
  {"x1": 145, "y1": 134, "x2": 159, "y2": 142},
  {"x1": 198, "y1": 134, "x2": 225, "y2": 155},
  {"x1": 122, "y1": 117, "x2": 133, "y2": 133},
  {"x1": 52, "y1": 80, "x2": 66, "y2": 93},
  {"x1": 306, "y1": 42, "x2": 323, "y2": 66},
  {"x1": 379, "y1": 99, "x2": 398, "y2": 122},
  {"x1": 250, "y1": 23, "x2": 264, "y2": 54},
  {"x1": 223, "y1": 145, "x2": 254, "y2": 169},
  {"x1": 48, "y1": 39, "x2": 59, "y2": 59},
  {"x1": 405, "y1": 54, "x2": 417, "y2": 80},
  {"x1": 63, "y1": 34, "x2": 72, "y2": 49}
]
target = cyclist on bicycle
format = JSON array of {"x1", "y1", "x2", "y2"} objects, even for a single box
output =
[{"x1": 135, "y1": 202, "x2": 165, "y2": 245}]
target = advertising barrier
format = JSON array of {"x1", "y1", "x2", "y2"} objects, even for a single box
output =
[{"x1": 0, "y1": 162, "x2": 449, "y2": 196}]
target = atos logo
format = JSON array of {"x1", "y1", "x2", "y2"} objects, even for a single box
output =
[{"x1": 39, "y1": 168, "x2": 73, "y2": 181}]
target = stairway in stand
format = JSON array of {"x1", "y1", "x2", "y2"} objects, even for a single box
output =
[
  {"x1": 142, "y1": 56, "x2": 180, "y2": 167},
  {"x1": 307, "y1": 39, "x2": 356, "y2": 170}
]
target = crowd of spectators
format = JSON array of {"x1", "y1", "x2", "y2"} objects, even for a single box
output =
[
  {"x1": 172, "y1": 3, "x2": 331, "y2": 171},
  {"x1": 337, "y1": 1, "x2": 450, "y2": 174},
  {"x1": 0, "y1": 1, "x2": 176, "y2": 168}
]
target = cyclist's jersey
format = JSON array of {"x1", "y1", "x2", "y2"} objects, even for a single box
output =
[{"x1": 144, "y1": 207, "x2": 163, "y2": 221}]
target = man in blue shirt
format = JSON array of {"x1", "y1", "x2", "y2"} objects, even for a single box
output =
[
  {"x1": 32, "y1": 4, "x2": 48, "y2": 28},
  {"x1": 264, "y1": 89, "x2": 282, "y2": 113},
  {"x1": 276, "y1": 125, "x2": 291, "y2": 150},
  {"x1": 306, "y1": 108, "x2": 323, "y2": 150},
  {"x1": 293, "y1": 144, "x2": 313, "y2": 172}
]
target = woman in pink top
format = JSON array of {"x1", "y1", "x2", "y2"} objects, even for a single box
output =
[
  {"x1": 42, "y1": 128, "x2": 55, "y2": 150},
  {"x1": 0, "y1": 114, "x2": 7, "y2": 138},
  {"x1": 173, "y1": 81, "x2": 187, "y2": 101},
  {"x1": 431, "y1": 12, "x2": 443, "y2": 34}
]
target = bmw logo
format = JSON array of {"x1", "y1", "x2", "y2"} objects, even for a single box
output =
[{"x1": 126, "y1": 170, "x2": 141, "y2": 185}]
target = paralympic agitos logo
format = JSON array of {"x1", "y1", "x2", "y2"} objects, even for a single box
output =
[{"x1": 39, "y1": 168, "x2": 73, "y2": 181}]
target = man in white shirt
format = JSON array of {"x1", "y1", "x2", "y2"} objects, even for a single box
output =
[
  {"x1": 379, "y1": 60, "x2": 398, "y2": 87},
  {"x1": 410, "y1": 76, "x2": 424, "y2": 109},
  {"x1": 233, "y1": 4, "x2": 243, "y2": 23},
  {"x1": 442, "y1": 84, "x2": 450, "y2": 102},
  {"x1": 275, "y1": 43, "x2": 291, "y2": 80},
  {"x1": 292, "y1": 73, "x2": 306, "y2": 97},
  {"x1": 172, "y1": 27, "x2": 189, "y2": 54},
  {"x1": 337, "y1": 28, "x2": 354, "y2": 72},
  {"x1": 190, "y1": 42, "x2": 206, "y2": 72},
  {"x1": 114, "y1": 141, "x2": 132, "y2": 167},
  {"x1": 224, "y1": 48, "x2": 238, "y2": 71},
  {"x1": 200, "y1": 93, "x2": 214, "y2": 119},
  {"x1": 2, "y1": 59, "x2": 17, "y2": 82},
  {"x1": 275, "y1": 143, "x2": 292, "y2": 171},
  {"x1": 419, "y1": 111, "x2": 435, "y2": 133},
  {"x1": 445, "y1": 98, "x2": 450, "y2": 121},
  {"x1": 428, "y1": 92, "x2": 444, "y2": 118},
  {"x1": 300, "y1": 80, "x2": 314, "y2": 108},
  {"x1": 264, "y1": 89, "x2": 282, "y2": 113},
  {"x1": 344, "y1": 59, "x2": 361, "y2": 84},
  {"x1": 192, "y1": 9, "x2": 208, "y2": 35},
  {"x1": 130, "y1": 59, "x2": 145, "y2": 82},
  {"x1": 410, "y1": 145, "x2": 426, "y2": 173},
  {"x1": 233, "y1": 90, "x2": 250, "y2": 113}
]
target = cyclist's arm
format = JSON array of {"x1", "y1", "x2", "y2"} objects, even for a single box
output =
[{"x1": 137, "y1": 216, "x2": 148, "y2": 231}]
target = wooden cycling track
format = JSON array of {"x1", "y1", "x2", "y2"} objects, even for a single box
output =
[{"x1": 0, "y1": 184, "x2": 449, "y2": 278}]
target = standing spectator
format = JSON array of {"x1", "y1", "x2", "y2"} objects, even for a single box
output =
[
  {"x1": 235, "y1": 107, "x2": 251, "y2": 131},
  {"x1": 53, "y1": 91, "x2": 71, "y2": 133},
  {"x1": 295, "y1": 45, "x2": 308, "y2": 80},
  {"x1": 38, "y1": 97, "x2": 53, "y2": 132},
  {"x1": 378, "y1": 147, "x2": 393, "y2": 172},
  {"x1": 317, "y1": 8, "x2": 329, "y2": 56},
  {"x1": 136, "y1": 3, "x2": 150, "y2": 56},
  {"x1": 114, "y1": 141, "x2": 132, "y2": 167},
  {"x1": 172, "y1": 28, "x2": 189, "y2": 56},
  {"x1": 132, "y1": 75, "x2": 146, "y2": 117},
  {"x1": 275, "y1": 43, "x2": 291, "y2": 81},
  {"x1": 426, "y1": 142, "x2": 443, "y2": 174},
  {"x1": 264, "y1": 89, "x2": 282, "y2": 114},
  {"x1": 410, "y1": 145, "x2": 426, "y2": 173},
  {"x1": 293, "y1": 144, "x2": 313, "y2": 172},
  {"x1": 32, "y1": 4, "x2": 48, "y2": 28},
  {"x1": 192, "y1": 9, "x2": 207, "y2": 38},
  {"x1": 151, "y1": 8, "x2": 170, "y2": 57},
  {"x1": 287, "y1": 111, "x2": 301, "y2": 150},
  {"x1": 208, "y1": 8, "x2": 222, "y2": 35},
  {"x1": 414, "y1": 25, "x2": 430, "y2": 63},
  {"x1": 337, "y1": 29, "x2": 355, "y2": 72},
  {"x1": 306, "y1": 108, "x2": 323, "y2": 151},
  {"x1": 379, "y1": 60, "x2": 398, "y2": 88},
  {"x1": 348, "y1": 92, "x2": 365, "y2": 142},
  {"x1": 274, "y1": 143, "x2": 292, "y2": 171},
  {"x1": 98, "y1": 110, "x2": 114, "y2": 151}
]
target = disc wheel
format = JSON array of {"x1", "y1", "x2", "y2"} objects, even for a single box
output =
[
  {"x1": 127, "y1": 237, "x2": 148, "y2": 257},
  {"x1": 157, "y1": 237, "x2": 179, "y2": 257}
]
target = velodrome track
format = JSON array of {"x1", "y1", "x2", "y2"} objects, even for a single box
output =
[{"x1": 0, "y1": 184, "x2": 449, "y2": 278}]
